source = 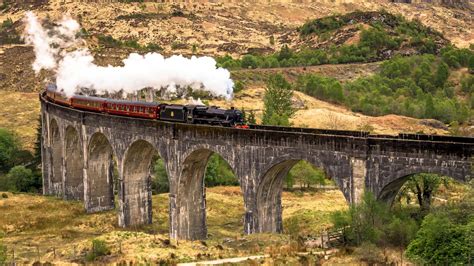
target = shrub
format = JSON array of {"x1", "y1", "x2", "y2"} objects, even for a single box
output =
[
  {"x1": 406, "y1": 214, "x2": 471, "y2": 264},
  {"x1": 204, "y1": 154, "x2": 238, "y2": 187},
  {"x1": 0, "y1": 231, "x2": 6, "y2": 264},
  {"x1": 286, "y1": 161, "x2": 326, "y2": 189},
  {"x1": 146, "y1": 43, "x2": 163, "y2": 52},
  {"x1": 262, "y1": 74, "x2": 294, "y2": 126},
  {"x1": 461, "y1": 74, "x2": 474, "y2": 94},
  {"x1": 233, "y1": 80, "x2": 244, "y2": 93},
  {"x1": 0, "y1": 243, "x2": 6, "y2": 264},
  {"x1": 331, "y1": 192, "x2": 418, "y2": 250},
  {"x1": 0, "y1": 2, "x2": 9, "y2": 11},
  {"x1": 0, "y1": 128, "x2": 20, "y2": 172},
  {"x1": 353, "y1": 242, "x2": 385, "y2": 264},
  {"x1": 153, "y1": 158, "x2": 168, "y2": 194},
  {"x1": 97, "y1": 35, "x2": 122, "y2": 48},
  {"x1": 86, "y1": 239, "x2": 110, "y2": 261},
  {"x1": 2, "y1": 166, "x2": 40, "y2": 193},
  {"x1": 241, "y1": 55, "x2": 258, "y2": 69},
  {"x1": 299, "y1": 15, "x2": 344, "y2": 36},
  {"x1": 359, "y1": 27, "x2": 397, "y2": 51}
]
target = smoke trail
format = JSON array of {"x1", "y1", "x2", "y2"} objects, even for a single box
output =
[
  {"x1": 24, "y1": 12, "x2": 81, "y2": 73},
  {"x1": 24, "y1": 12, "x2": 234, "y2": 99}
]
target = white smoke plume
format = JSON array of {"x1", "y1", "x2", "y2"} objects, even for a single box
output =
[
  {"x1": 24, "y1": 12, "x2": 81, "y2": 73},
  {"x1": 24, "y1": 12, "x2": 234, "y2": 99}
]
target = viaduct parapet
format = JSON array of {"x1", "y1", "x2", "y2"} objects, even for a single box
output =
[{"x1": 40, "y1": 95, "x2": 473, "y2": 240}]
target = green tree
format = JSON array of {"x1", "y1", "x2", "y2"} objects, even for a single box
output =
[
  {"x1": 461, "y1": 74, "x2": 474, "y2": 94},
  {"x1": 204, "y1": 154, "x2": 219, "y2": 186},
  {"x1": 406, "y1": 214, "x2": 471, "y2": 264},
  {"x1": 287, "y1": 161, "x2": 325, "y2": 189},
  {"x1": 0, "y1": 128, "x2": 19, "y2": 172},
  {"x1": 204, "y1": 154, "x2": 237, "y2": 187},
  {"x1": 434, "y1": 62, "x2": 449, "y2": 88},
  {"x1": 33, "y1": 116, "x2": 42, "y2": 169},
  {"x1": 424, "y1": 95, "x2": 435, "y2": 118},
  {"x1": 0, "y1": 232, "x2": 6, "y2": 265},
  {"x1": 86, "y1": 239, "x2": 110, "y2": 261},
  {"x1": 233, "y1": 80, "x2": 244, "y2": 93},
  {"x1": 262, "y1": 74, "x2": 294, "y2": 126},
  {"x1": 386, "y1": 216, "x2": 418, "y2": 264},
  {"x1": 4, "y1": 165, "x2": 37, "y2": 192},
  {"x1": 247, "y1": 110, "x2": 257, "y2": 124},
  {"x1": 468, "y1": 55, "x2": 474, "y2": 73},
  {"x1": 241, "y1": 55, "x2": 258, "y2": 69},
  {"x1": 277, "y1": 45, "x2": 293, "y2": 61},
  {"x1": 398, "y1": 173, "x2": 448, "y2": 211},
  {"x1": 269, "y1": 35, "x2": 275, "y2": 45},
  {"x1": 152, "y1": 158, "x2": 169, "y2": 193},
  {"x1": 331, "y1": 192, "x2": 391, "y2": 245}
]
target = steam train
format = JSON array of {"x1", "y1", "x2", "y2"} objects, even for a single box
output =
[{"x1": 44, "y1": 85, "x2": 248, "y2": 128}]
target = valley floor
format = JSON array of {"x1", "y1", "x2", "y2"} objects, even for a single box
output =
[{"x1": 0, "y1": 187, "x2": 350, "y2": 264}]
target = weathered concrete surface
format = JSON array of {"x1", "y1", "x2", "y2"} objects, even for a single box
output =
[{"x1": 40, "y1": 94, "x2": 473, "y2": 240}]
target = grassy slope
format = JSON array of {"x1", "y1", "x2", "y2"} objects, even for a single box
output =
[
  {"x1": 0, "y1": 187, "x2": 347, "y2": 264},
  {"x1": 0, "y1": 91, "x2": 40, "y2": 151}
]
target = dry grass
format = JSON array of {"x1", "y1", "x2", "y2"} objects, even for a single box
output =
[
  {"x1": 0, "y1": 92, "x2": 40, "y2": 151},
  {"x1": 0, "y1": 186, "x2": 348, "y2": 264}
]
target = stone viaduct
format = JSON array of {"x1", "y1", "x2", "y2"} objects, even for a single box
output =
[{"x1": 40, "y1": 94, "x2": 473, "y2": 240}]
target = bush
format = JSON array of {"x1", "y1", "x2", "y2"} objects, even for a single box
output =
[
  {"x1": 145, "y1": 43, "x2": 163, "y2": 52},
  {"x1": 0, "y1": 128, "x2": 20, "y2": 172},
  {"x1": 153, "y1": 158, "x2": 168, "y2": 194},
  {"x1": 299, "y1": 15, "x2": 345, "y2": 36},
  {"x1": 406, "y1": 214, "x2": 471, "y2": 264},
  {"x1": 461, "y1": 74, "x2": 474, "y2": 94},
  {"x1": 331, "y1": 192, "x2": 418, "y2": 249},
  {"x1": 295, "y1": 74, "x2": 344, "y2": 104},
  {"x1": 0, "y1": 242, "x2": 6, "y2": 264},
  {"x1": 0, "y1": 231, "x2": 6, "y2": 264},
  {"x1": 233, "y1": 80, "x2": 244, "y2": 93},
  {"x1": 97, "y1": 35, "x2": 122, "y2": 48},
  {"x1": 204, "y1": 154, "x2": 238, "y2": 187},
  {"x1": 353, "y1": 242, "x2": 385, "y2": 264},
  {"x1": 86, "y1": 239, "x2": 110, "y2": 261},
  {"x1": 359, "y1": 26, "x2": 398, "y2": 51},
  {"x1": 241, "y1": 55, "x2": 258, "y2": 69},
  {"x1": 262, "y1": 74, "x2": 294, "y2": 126},
  {"x1": 0, "y1": 2, "x2": 9, "y2": 11},
  {"x1": 339, "y1": 55, "x2": 472, "y2": 124},
  {"x1": 1, "y1": 166, "x2": 40, "y2": 193},
  {"x1": 285, "y1": 161, "x2": 326, "y2": 189}
]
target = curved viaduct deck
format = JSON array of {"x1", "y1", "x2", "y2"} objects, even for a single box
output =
[{"x1": 40, "y1": 94, "x2": 473, "y2": 240}]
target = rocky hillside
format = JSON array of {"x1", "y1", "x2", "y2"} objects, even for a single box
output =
[
  {"x1": 0, "y1": 0, "x2": 473, "y2": 55},
  {"x1": 0, "y1": 0, "x2": 472, "y2": 143},
  {"x1": 0, "y1": 0, "x2": 472, "y2": 92}
]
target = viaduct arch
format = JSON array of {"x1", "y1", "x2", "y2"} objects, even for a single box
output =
[{"x1": 40, "y1": 94, "x2": 473, "y2": 240}]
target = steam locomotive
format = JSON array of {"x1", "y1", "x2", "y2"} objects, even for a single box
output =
[{"x1": 44, "y1": 85, "x2": 248, "y2": 128}]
